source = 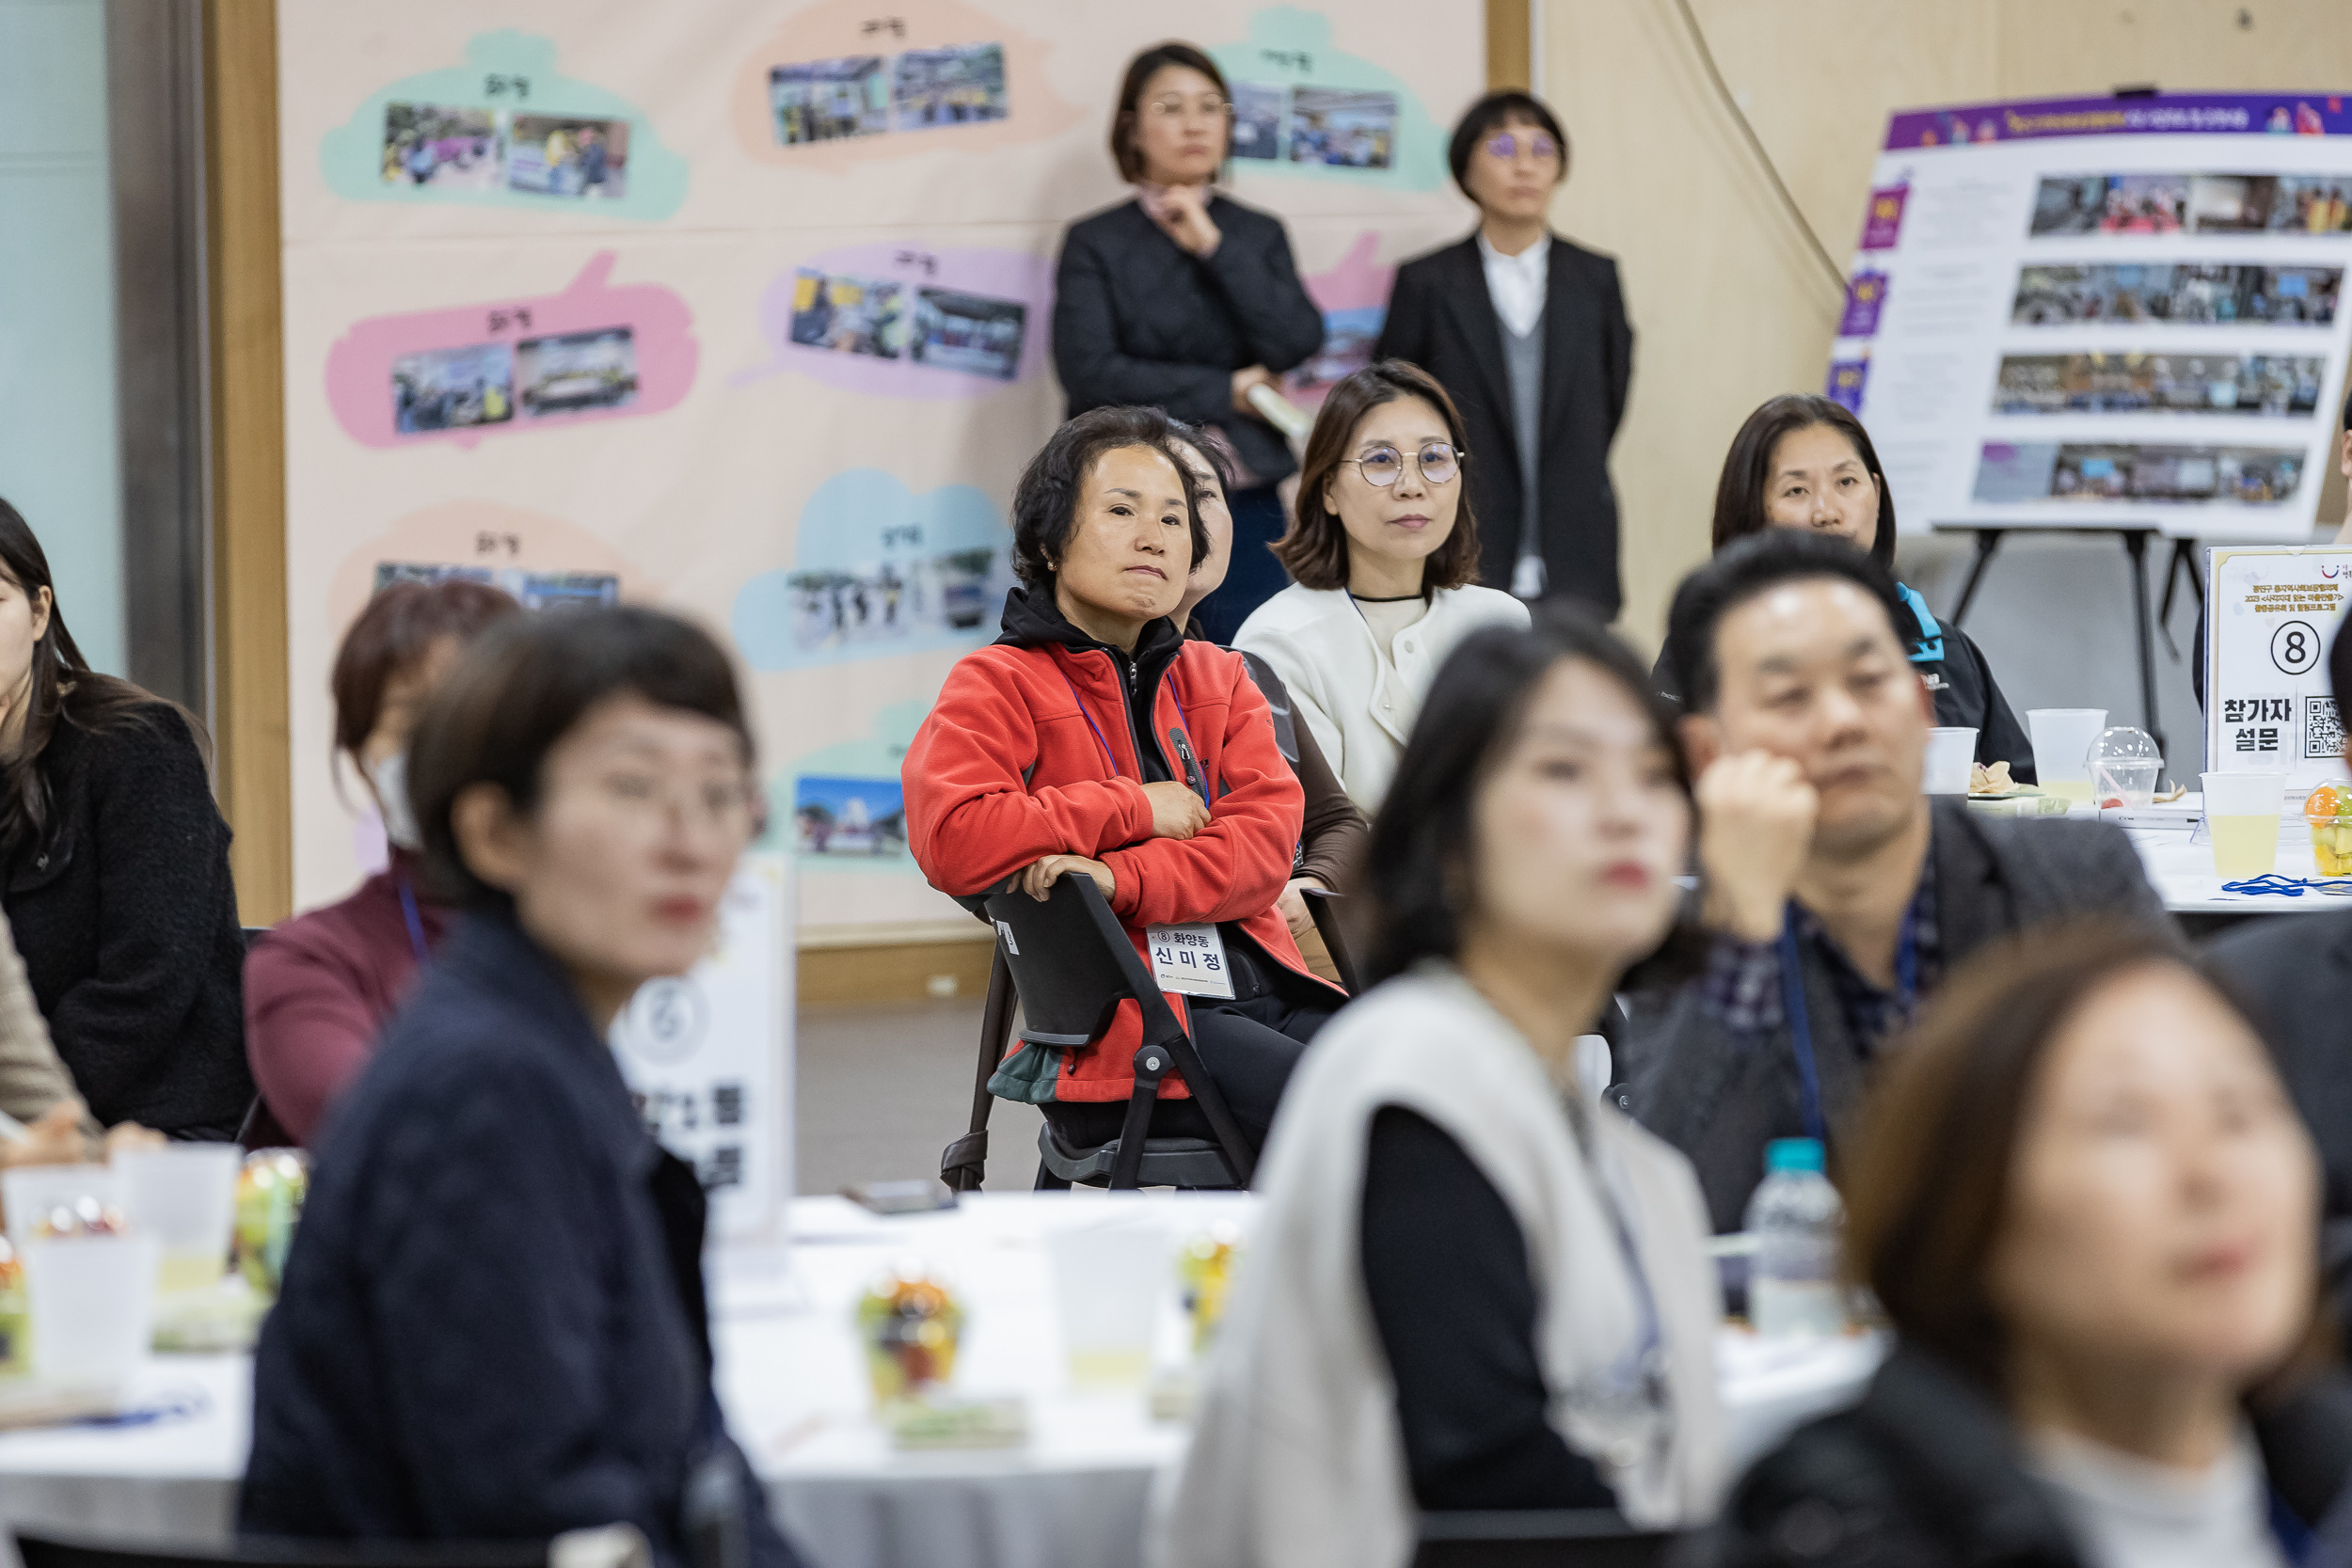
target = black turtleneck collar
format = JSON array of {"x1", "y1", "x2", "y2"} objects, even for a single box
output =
[{"x1": 995, "y1": 585, "x2": 1188, "y2": 784}]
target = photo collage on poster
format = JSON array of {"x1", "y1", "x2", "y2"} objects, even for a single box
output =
[
  {"x1": 1230, "y1": 81, "x2": 1398, "y2": 168},
  {"x1": 792, "y1": 775, "x2": 907, "y2": 862},
  {"x1": 780, "y1": 546, "x2": 999, "y2": 655},
  {"x1": 767, "y1": 42, "x2": 1007, "y2": 146},
  {"x1": 1973, "y1": 442, "x2": 2306, "y2": 505},
  {"x1": 1994, "y1": 353, "x2": 2328, "y2": 417},
  {"x1": 787, "y1": 268, "x2": 1025, "y2": 380},
  {"x1": 2030, "y1": 172, "x2": 2352, "y2": 235},
  {"x1": 2010, "y1": 264, "x2": 2342, "y2": 325},
  {"x1": 392, "y1": 322, "x2": 639, "y2": 435},
  {"x1": 373, "y1": 560, "x2": 622, "y2": 611},
  {"x1": 382, "y1": 101, "x2": 632, "y2": 198},
  {"x1": 1823, "y1": 94, "x2": 2352, "y2": 538}
]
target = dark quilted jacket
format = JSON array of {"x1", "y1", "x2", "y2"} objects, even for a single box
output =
[
  {"x1": 239, "y1": 911, "x2": 799, "y2": 1568},
  {"x1": 3, "y1": 702, "x2": 250, "y2": 1134},
  {"x1": 1710, "y1": 1340, "x2": 2352, "y2": 1568},
  {"x1": 1051, "y1": 194, "x2": 1325, "y2": 485}
]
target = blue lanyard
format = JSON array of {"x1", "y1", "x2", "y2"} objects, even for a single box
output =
[
  {"x1": 395, "y1": 877, "x2": 431, "y2": 968},
  {"x1": 1896, "y1": 582, "x2": 1946, "y2": 665},
  {"x1": 1051, "y1": 656, "x2": 1201, "y2": 789},
  {"x1": 1777, "y1": 902, "x2": 1919, "y2": 1146}
]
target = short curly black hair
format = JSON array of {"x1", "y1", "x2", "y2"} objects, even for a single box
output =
[{"x1": 1009, "y1": 406, "x2": 1206, "y2": 591}]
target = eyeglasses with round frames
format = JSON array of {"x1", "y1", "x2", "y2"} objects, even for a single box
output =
[
  {"x1": 1342, "y1": 442, "x2": 1463, "y2": 488},
  {"x1": 1483, "y1": 132, "x2": 1560, "y2": 162},
  {"x1": 1146, "y1": 95, "x2": 1232, "y2": 121}
]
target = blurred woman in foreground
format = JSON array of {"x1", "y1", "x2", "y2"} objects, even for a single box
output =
[
  {"x1": 244, "y1": 578, "x2": 520, "y2": 1146},
  {"x1": 1718, "y1": 922, "x2": 2352, "y2": 1567},
  {"x1": 1164, "y1": 611, "x2": 1724, "y2": 1568},
  {"x1": 242, "y1": 607, "x2": 799, "y2": 1564}
]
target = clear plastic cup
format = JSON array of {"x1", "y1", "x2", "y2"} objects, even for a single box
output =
[
  {"x1": 2201, "y1": 771, "x2": 2288, "y2": 878},
  {"x1": 24, "y1": 1235, "x2": 157, "y2": 1387},
  {"x1": 2, "y1": 1165, "x2": 115, "y2": 1255},
  {"x1": 115, "y1": 1146, "x2": 241, "y2": 1296},
  {"x1": 2026, "y1": 709, "x2": 2107, "y2": 803},
  {"x1": 1922, "y1": 728, "x2": 1979, "y2": 795},
  {"x1": 1043, "y1": 1212, "x2": 1170, "y2": 1392}
]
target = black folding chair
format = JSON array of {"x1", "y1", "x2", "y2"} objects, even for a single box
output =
[
  {"x1": 937, "y1": 874, "x2": 1256, "y2": 1193},
  {"x1": 1412, "y1": 1512, "x2": 1682, "y2": 1568},
  {"x1": 1300, "y1": 886, "x2": 1364, "y2": 995}
]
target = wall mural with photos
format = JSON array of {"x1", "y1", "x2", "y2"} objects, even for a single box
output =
[
  {"x1": 277, "y1": 1, "x2": 1484, "y2": 934},
  {"x1": 317, "y1": 31, "x2": 689, "y2": 218},
  {"x1": 324, "y1": 252, "x2": 692, "y2": 448}
]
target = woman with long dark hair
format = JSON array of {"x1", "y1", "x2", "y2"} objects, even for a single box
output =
[
  {"x1": 0, "y1": 497, "x2": 250, "y2": 1137},
  {"x1": 1654, "y1": 393, "x2": 2034, "y2": 778},
  {"x1": 1052, "y1": 40, "x2": 1325, "y2": 643},
  {"x1": 1164, "y1": 610, "x2": 1724, "y2": 1567}
]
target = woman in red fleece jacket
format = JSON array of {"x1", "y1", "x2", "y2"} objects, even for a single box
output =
[{"x1": 904, "y1": 406, "x2": 1343, "y2": 1153}]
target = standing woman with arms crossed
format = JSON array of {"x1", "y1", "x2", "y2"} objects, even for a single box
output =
[
  {"x1": 1375, "y1": 91, "x2": 1633, "y2": 616},
  {"x1": 1235, "y1": 360, "x2": 1529, "y2": 812},
  {"x1": 1054, "y1": 41, "x2": 1326, "y2": 644},
  {"x1": 0, "y1": 499, "x2": 251, "y2": 1138}
]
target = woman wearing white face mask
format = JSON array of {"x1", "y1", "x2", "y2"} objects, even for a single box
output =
[{"x1": 244, "y1": 580, "x2": 519, "y2": 1145}]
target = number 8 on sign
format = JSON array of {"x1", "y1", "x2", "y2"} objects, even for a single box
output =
[{"x1": 2274, "y1": 620, "x2": 2322, "y2": 676}]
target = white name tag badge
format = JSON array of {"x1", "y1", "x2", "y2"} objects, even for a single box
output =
[{"x1": 1146, "y1": 922, "x2": 1235, "y2": 1000}]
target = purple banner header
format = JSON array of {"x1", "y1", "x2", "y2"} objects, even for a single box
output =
[{"x1": 1884, "y1": 92, "x2": 2352, "y2": 150}]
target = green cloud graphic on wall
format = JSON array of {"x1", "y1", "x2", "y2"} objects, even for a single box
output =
[
  {"x1": 730, "y1": 468, "x2": 1014, "y2": 673},
  {"x1": 1212, "y1": 8, "x2": 1451, "y2": 191},
  {"x1": 319, "y1": 31, "x2": 689, "y2": 219}
]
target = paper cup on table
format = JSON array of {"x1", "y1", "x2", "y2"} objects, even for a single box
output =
[
  {"x1": 2201, "y1": 771, "x2": 2288, "y2": 879},
  {"x1": 1922, "y1": 728, "x2": 1979, "y2": 795},
  {"x1": 1043, "y1": 1213, "x2": 1170, "y2": 1392},
  {"x1": 24, "y1": 1235, "x2": 156, "y2": 1387},
  {"x1": 2, "y1": 1165, "x2": 115, "y2": 1255},
  {"x1": 2026, "y1": 709, "x2": 2106, "y2": 803},
  {"x1": 115, "y1": 1146, "x2": 241, "y2": 1296}
]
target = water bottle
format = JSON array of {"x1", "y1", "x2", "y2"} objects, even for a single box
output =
[{"x1": 1743, "y1": 1137, "x2": 1847, "y2": 1338}]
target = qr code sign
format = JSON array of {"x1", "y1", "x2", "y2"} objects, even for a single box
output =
[{"x1": 2308, "y1": 695, "x2": 2345, "y2": 761}]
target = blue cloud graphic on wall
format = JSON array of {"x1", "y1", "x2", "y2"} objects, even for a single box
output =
[{"x1": 730, "y1": 468, "x2": 1013, "y2": 672}]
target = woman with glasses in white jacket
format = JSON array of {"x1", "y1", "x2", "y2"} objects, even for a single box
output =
[{"x1": 1232, "y1": 360, "x2": 1528, "y2": 812}]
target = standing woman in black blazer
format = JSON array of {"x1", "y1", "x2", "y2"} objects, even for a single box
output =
[
  {"x1": 1375, "y1": 92, "x2": 1633, "y2": 618},
  {"x1": 0, "y1": 499, "x2": 251, "y2": 1137},
  {"x1": 1053, "y1": 41, "x2": 1326, "y2": 644}
]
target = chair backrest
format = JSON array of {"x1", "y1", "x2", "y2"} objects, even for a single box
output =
[
  {"x1": 15, "y1": 1533, "x2": 547, "y2": 1568},
  {"x1": 1411, "y1": 1512, "x2": 1679, "y2": 1568},
  {"x1": 978, "y1": 876, "x2": 1181, "y2": 1048}
]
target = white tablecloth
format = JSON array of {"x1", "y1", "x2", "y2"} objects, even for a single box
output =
[
  {"x1": 2122, "y1": 800, "x2": 2348, "y2": 914},
  {"x1": 0, "y1": 1195, "x2": 1882, "y2": 1568}
]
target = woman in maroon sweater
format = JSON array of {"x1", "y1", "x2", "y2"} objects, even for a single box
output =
[{"x1": 244, "y1": 580, "x2": 519, "y2": 1145}]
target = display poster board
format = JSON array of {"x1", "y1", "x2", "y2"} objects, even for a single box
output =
[
  {"x1": 611, "y1": 851, "x2": 793, "y2": 1250},
  {"x1": 1829, "y1": 92, "x2": 2352, "y2": 542},
  {"x1": 274, "y1": 3, "x2": 1486, "y2": 939},
  {"x1": 2204, "y1": 546, "x2": 2351, "y2": 795}
]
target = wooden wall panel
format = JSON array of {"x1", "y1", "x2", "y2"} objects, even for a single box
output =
[
  {"x1": 1487, "y1": 0, "x2": 1533, "y2": 88},
  {"x1": 201, "y1": 0, "x2": 292, "y2": 925}
]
